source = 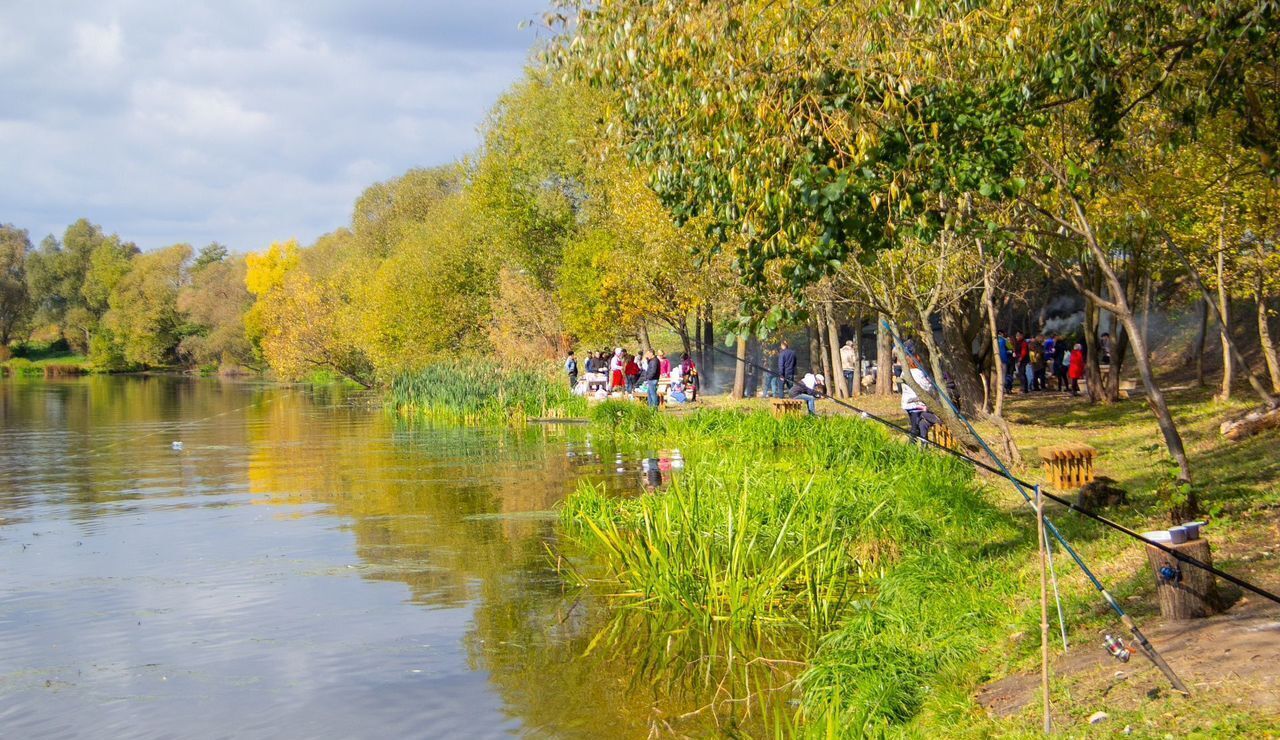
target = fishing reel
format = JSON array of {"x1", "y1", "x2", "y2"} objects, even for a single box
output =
[
  {"x1": 1103, "y1": 634, "x2": 1131, "y2": 663},
  {"x1": 1158, "y1": 564, "x2": 1182, "y2": 584}
]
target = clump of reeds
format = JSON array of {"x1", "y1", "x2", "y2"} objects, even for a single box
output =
[
  {"x1": 559, "y1": 408, "x2": 1027, "y2": 732},
  {"x1": 42, "y1": 363, "x2": 86, "y2": 377},
  {"x1": 388, "y1": 361, "x2": 587, "y2": 425}
]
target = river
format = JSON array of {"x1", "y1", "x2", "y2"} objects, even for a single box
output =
[{"x1": 0, "y1": 376, "x2": 700, "y2": 738}]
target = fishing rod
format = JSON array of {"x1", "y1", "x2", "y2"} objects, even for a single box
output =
[
  {"x1": 693, "y1": 331, "x2": 1189, "y2": 692},
  {"x1": 688, "y1": 334, "x2": 1280, "y2": 610},
  {"x1": 879, "y1": 322, "x2": 1188, "y2": 695}
]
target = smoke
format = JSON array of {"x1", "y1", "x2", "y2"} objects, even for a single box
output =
[
  {"x1": 1044, "y1": 295, "x2": 1081, "y2": 315},
  {"x1": 1041, "y1": 310, "x2": 1084, "y2": 335}
]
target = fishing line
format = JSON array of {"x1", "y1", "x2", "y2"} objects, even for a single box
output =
[
  {"x1": 879, "y1": 322, "x2": 1187, "y2": 692},
  {"x1": 689, "y1": 332, "x2": 1190, "y2": 690},
  {"x1": 688, "y1": 335, "x2": 1280, "y2": 609}
]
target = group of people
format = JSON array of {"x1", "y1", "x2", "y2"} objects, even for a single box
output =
[
  {"x1": 565, "y1": 348, "x2": 699, "y2": 407},
  {"x1": 997, "y1": 329, "x2": 1098, "y2": 397}
]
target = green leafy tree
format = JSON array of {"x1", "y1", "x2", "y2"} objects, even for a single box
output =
[
  {"x1": 102, "y1": 243, "x2": 192, "y2": 367},
  {"x1": 178, "y1": 254, "x2": 254, "y2": 368},
  {"x1": 0, "y1": 224, "x2": 33, "y2": 346}
]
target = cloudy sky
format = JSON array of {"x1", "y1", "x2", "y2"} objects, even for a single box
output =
[{"x1": 0, "y1": 1, "x2": 549, "y2": 252}]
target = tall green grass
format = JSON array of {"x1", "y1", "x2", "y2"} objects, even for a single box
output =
[
  {"x1": 388, "y1": 361, "x2": 587, "y2": 425},
  {"x1": 558, "y1": 409, "x2": 1030, "y2": 733}
]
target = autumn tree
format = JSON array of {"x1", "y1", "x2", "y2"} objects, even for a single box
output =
[
  {"x1": 178, "y1": 248, "x2": 254, "y2": 368},
  {"x1": 102, "y1": 243, "x2": 192, "y2": 367}
]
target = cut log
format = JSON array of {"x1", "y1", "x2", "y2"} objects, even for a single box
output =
[
  {"x1": 1220, "y1": 406, "x2": 1280, "y2": 441},
  {"x1": 927, "y1": 424, "x2": 958, "y2": 450},
  {"x1": 1039, "y1": 444, "x2": 1097, "y2": 490},
  {"x1": 1144, "y1": 538, "x2": 1220, "y2": 620},
  {"x1": 770, "y1": 398, "x2": 805, "y2": 418}
]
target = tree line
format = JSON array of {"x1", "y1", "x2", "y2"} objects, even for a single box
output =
[{"x1": 0, "y1": 219, "x2": 252, "y2": 370}]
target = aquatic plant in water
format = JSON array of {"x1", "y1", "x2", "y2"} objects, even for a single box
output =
[{"x1": 388, "y1": 361, "x2": 588, "y2": 425}]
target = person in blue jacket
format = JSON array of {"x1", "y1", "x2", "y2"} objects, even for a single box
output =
[{"x1": 777, "y1": 341, "x2": 797, "y2": 393}]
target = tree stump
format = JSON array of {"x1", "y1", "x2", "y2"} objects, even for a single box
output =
[{"x1": 1145, "y1": 538, "x2": 1220, "y2": 620}]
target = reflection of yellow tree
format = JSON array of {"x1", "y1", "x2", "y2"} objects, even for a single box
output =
[{"x1": 245, "y1": 395, "x2": 579, "y2": 606}]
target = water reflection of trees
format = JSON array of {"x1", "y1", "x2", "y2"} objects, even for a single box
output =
[{"x1": 245, "y1": 392, "x2": 793, "y2": 735}]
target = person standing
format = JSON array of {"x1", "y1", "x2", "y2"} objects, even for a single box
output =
[
  {"x1": 1026, "y1": 338, "x2": 1042, "y2": 392},
  {"x1": 1067, "y1": 343, "x2": 1085, "y2": 396},
  {"x1": 658, "y1": 350, "x2": 671, "y2": 378},
  {"x1": 777, "y1": 341, "x2": 797, "y2": 393},
  {"x1": 565, "y1": 351, "x2": 578, "y2": 389},
  {"x1": 1042, "y1": 333, "x2": 1057, "y2": 389},
  {"x1": 1014, "y1": 331, "x2": 1030, "y2": 393},
  {"x1": 624, "y1": 352, "x2": 640, "y2": 393},
  {"x1": 609, "y1": 348, "x2": 625, "y2": 392},
  {"x1": 840, "y1": 339, "x2": 857, "y2": 396},
  {"x1": 642, "y1": 350, "x2": 662, "y2": 408}
]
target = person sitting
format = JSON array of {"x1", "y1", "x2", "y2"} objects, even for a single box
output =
[
  {"x1": 789, "y1": 373, "x2": 824, "y2": 416},
  {"x1": 679, "y1": 353, "x2": 698, "y2": 400},
  {"x1": 901, "y1": 356, "x2": 940, "y2": 442}
]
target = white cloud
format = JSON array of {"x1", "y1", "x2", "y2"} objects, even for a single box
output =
[
  {"x1": 72, "y1": 19, "x2": 123, "y2": 68},
  {"x1": 0, "y1": 1, "x2": 545, "y2": 252},
  {"x1": 132, "y1": 81, "x2": 272, "y2": 138}
]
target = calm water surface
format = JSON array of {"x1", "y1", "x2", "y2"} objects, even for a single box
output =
[{"x1": 0, "y1": 377, "x2": 688, "y2": 739}]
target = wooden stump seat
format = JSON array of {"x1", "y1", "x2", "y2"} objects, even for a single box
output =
[
  {"x1": 770, "y1": 398, "x2": 806, "y2": 418},
  {"x1": 1144, "y1": 537, "x2": 1220, "y2": 620},
  {"x1": 1039, "y1": 443, "x2": 1097, "y2": 490},
  {"x1": 927, "y1": 424, "x2": 958, "y2": 450}
]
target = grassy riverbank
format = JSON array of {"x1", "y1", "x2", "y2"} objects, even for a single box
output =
[
  {"x1": 557, "y1": 400, "x2": 1280, "y2": 736},
  {"x1": 560, "y1": 404, "x2": 1033, "y2": 733},
  {"x1": 388, "y1": 362, "x2": 586, "y2": 425}
]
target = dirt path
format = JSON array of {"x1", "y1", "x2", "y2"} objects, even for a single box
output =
[{"x1": 978, "y1": 579, "x2": 1280, "y2": 731}]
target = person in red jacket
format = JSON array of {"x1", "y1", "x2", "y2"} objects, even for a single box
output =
[{"x1": 1067, "y1": 343, "x2": 1086, "y2": 397}]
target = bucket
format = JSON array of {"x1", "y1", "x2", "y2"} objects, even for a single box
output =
[
  {"x1": 1168, "y1": 526, "x2": 1188, "y2": 544},
  {"x1": 1181, "y1": 521, "x2": 1202, "y2": 540}
]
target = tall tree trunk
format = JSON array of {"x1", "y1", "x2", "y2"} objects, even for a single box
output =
[
  {"x1": 824, "y1": 302, "x2": 847, "y2": 398},
  {"x1": 1167, "y1": 237, "x2": 1278, "y2": 408},
  {"x1": 676, "y1": 317, "x2": 692, "y2": 358},
  {"x1": 876, "y1": 315, "x2": 893, "y2": 396},
  {"x1": 746, "y1": 336, "x2": 763, "y2": 397},
  {"x1": 732, "y1": 333, "x2": 747, "y2": 399},
  {"x1": 1071, "y1": 210, "x2": 1194, "y2": 504},
  {"x1": 1083, "y1": 293, "x2": 1104, "y2": 403},
  {"x1": 982, "y1": 264, "x2": 1006, "y2": 417},
  {"x1": 1218, "y1": 247, "x2": 1232, "y2": 400},
  {"x1": 638, "y1": 321, "x2": 653, "y2": 354},
  {"x1": 1194, "y1": 297, "x2": 1208, "y2": 387},
  {"x1": 807, "y1": 321, "x2": 824, "y2": 382},
  {"x1": 1259, "y1": 293, "x2": 1280, "y2": 393},
  {"x1": 1140, "y1": 273, "x2": 1153, "y2": 355},
  {"x1": 701, "y1": 304, "x2": 715, "y2": 379},
  {"x1": 979, "y1": 254, "x2": 1021, "y2": 463},
  {"x1": 850, "y1": 314, "x2": 862, "y2": 398},
  {"x1": 1105, "y1": 322, "x2": 1128, "y2": 403},
  {"x1": 941, "y1": 304, "x2": 985, "y2": 416}
]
